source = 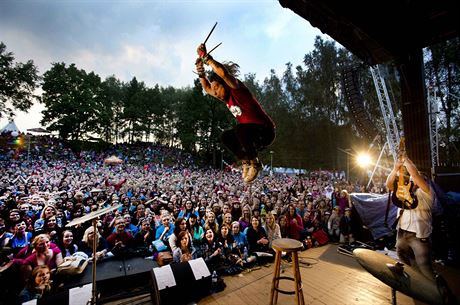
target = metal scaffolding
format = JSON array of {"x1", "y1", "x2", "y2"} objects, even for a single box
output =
[
  {"x1": 427, "y1": 86, "x2": 440, "y2": 169},
  {"x1": 369, "y1": 65, "x2": 400, "y2": 161}
]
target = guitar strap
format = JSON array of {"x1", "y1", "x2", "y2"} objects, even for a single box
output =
[{"x1": 386, "y1": 191, "x2": 404, "y2": 230}]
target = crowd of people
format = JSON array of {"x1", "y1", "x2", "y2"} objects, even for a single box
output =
[{"x1": 0, "y1": 134, "x2": 371, "y2": 304}]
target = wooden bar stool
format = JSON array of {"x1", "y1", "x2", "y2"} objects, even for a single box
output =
[{"x1": 269, "y1": 238, "x2": 305, "y2": 305}]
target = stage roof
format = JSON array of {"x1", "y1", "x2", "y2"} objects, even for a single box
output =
[{"x1": 279, "y1": 0, "x2": 460, "y2": 65}]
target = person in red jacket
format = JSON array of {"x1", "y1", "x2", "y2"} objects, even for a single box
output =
[
  {"x1": 195, "y1": 44, "x2": 275, "y2": 183},
  {"x1": 285, "y1": 204, "x2": 303, "y2": 240}
]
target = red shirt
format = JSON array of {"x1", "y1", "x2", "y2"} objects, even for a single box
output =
[
  {"x1": 24, "y1": 247, "x2": 62, "y2": 270},
  {"x1": 227, "y1": 81, "x2": 275, "y2": 128},
  {"x1": 106, "y1": 231, "x2": 134, "y2": 248}
]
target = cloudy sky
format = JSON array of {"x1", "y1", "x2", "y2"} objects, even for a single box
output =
[{"x1": 0, "y1": 0, "x2": 331, "y2": 132}]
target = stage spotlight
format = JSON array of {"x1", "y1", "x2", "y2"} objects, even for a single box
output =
[{"x1": 356, "y1": 153, "x2": 372, "y2": 168}]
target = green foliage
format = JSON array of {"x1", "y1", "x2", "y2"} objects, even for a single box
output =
[
  {"x1": 40, "y1": 63, "x2": 104, "y2": 141},
  {"x1": 425, "y1": 37, "x2": 460, "y2": 164},
  {"x1": 17, "y1": 35, "x2": 456, "y2": 170},
  {"x1": 100, "y1": 75, "x2": 123, "y2": 143},
  {"x1": 0, "y1": 42, "x2": 40, "y2": 119}
]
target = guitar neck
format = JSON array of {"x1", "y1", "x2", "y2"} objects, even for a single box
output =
[{"x1": 398, "y1": 165, "x2": 405, "y2": 186}]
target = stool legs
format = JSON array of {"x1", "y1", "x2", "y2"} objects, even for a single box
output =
[
  {"x1": 270, "y1": 250, "x2": 305, "y2": 305},
  {"x1": 270, "y1": 250, "x2": 282, "y2": 305},
  {"x1": 292, "y1": 251, "x2": 305, "y2": 305}
]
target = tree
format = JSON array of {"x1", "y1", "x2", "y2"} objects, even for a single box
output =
[
  {"x1": 100, "y1": 75, "x2": 124, "y2": 143},
  {"x1": 0, "y1": 42, "x2": 40, "y2": 119},
  {"x1": 40, "y1": 63, "x2": 103, "y2": 140},
  {"x1": 425, "y1": 37, "x2": 460, "y2": 164}
]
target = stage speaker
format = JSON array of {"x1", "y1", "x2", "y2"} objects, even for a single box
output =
[
  {"x1": 150, "y1": 257, "x2": 212, "y2": 305},
  {"x1": 342, "y1": 65, "x2": 379, "y2": 141}
]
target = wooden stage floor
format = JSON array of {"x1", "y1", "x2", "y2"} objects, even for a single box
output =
[{"x1": 107, "y1": 244, "x2": 460, "y2": 305}]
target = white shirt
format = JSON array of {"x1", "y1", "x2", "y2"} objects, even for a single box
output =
[{"x1": 397, "y1": 186, "x2": 433, "y2": 238}]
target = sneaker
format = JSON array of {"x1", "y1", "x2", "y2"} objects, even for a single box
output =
[
  {"x1": 241, "y1": 160, "x2": 250, "y2": 180},
  {"x1": 244, "y1": 159, "x2": 262, "y2": 183}
]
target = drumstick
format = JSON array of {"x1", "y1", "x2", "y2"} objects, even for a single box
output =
[
  {"x1": 203, "y1": 22, "x2": 218, "y2": 45},
  {"x1": 207, "y1": 42, "x2": 222, "y2": 55}
]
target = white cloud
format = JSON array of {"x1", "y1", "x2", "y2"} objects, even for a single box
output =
[
  {"x1": 265, "y1": 10, "x2": 293, "y2": 40},
  {"x1": 1, "y1": 0, "x2": 332, "y2": 130}
]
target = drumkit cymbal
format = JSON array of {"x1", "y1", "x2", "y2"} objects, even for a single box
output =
[
  {"x1": 66, "y1": 204, "x2": 121, "y2": 227},
  {"x1": 66, "y1": 204, "x2": 121, "y2": 305},
  {"x1": 353, "y1": 248, "x2": 443, "y2": 305}
]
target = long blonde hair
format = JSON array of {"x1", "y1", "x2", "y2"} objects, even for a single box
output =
[
  {"x1": 82, "y1": 226, "x2": 100, "y2": 245},
  {"x1": 265, "y1": 213, "x2": 276, "y2": 230}
]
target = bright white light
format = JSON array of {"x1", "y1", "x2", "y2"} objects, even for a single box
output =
[{"x1": 356, "y1": 153, "x2": 372, "y2": 168}]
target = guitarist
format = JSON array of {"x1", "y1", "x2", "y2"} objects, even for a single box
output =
[{"x1": 386, "y1": 152, "x2": 435, "y2": 280}]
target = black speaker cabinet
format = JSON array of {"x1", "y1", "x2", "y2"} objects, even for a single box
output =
[{"x1": 150, "y1": 258, "x2": 212, "y2": 305}]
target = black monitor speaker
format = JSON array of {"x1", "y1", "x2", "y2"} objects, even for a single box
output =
[{"x1": 150, "y1": 257, "x2": 212, "y2": 305}]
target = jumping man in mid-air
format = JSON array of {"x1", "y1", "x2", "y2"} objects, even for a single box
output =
[{"x1": 195, "y1": 43, "x2": 275, "y2": 183}]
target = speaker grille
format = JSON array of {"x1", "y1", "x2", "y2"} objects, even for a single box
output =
[{"x1": 342, "y1": 66, "x2": 379, "y2": 141}]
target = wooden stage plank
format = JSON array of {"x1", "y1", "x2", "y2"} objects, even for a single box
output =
[
  {"x1": 198, "y1": 244, "x2": 454, "y2": 305},
  {"x1": 107, "y1": 244, "x2": 459, "y2": 305}
]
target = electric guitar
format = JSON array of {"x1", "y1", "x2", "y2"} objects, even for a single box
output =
[{"x1": 391, "y1": 137, "x2": 418, "y2": 209}]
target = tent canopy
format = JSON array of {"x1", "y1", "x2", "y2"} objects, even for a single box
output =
[
  {"x1": 27, "y1": 127, "x2": 50, "y2": 134},
  {"x1": 0, "y1": 121, "x2": 20, "y2": 134}
]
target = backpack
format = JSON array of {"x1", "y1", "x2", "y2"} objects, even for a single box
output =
[{"x1": 56, "y1": 252, "x2": 89, "y2": 275}]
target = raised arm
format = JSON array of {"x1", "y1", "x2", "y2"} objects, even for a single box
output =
[
  {"x1": 386, "y1": 155, "x2": 404, "y2": 192},
  {"x1": 404, "y1": 157, "x2": 430, "y2": 194},
  {"x1": 195, "y1": 58, "x2": 213, "y2": 96},
  {"x1": 205, "y1": 57, "x2": 239, "y2": 89},
  {"x1": 386, "y1": 152, "x2": 430, "y2": 194},
  {"x1": 195, "y1": 44, "x2": 239, "y2": 95}
]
